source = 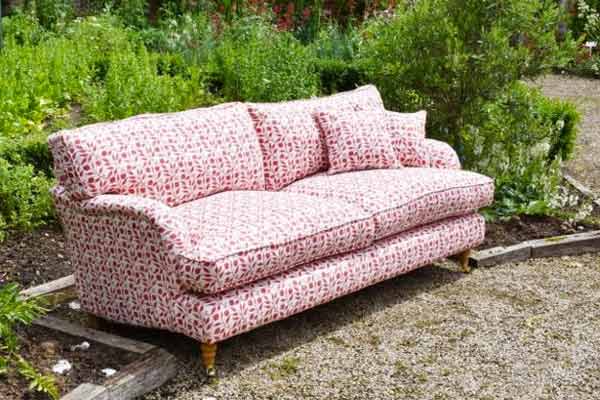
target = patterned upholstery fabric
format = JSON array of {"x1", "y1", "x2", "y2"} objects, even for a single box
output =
[
  {"x1": 173, "y1": 213, "x2": 485, "y2": 343},
  {"x1": 247, "y1": 85, "x2": 385, "y2": 190},
  {"x1": 284, "y1": 168, "x2": 494, "y2": 240},
  {"x1": 49, "y1": 92, "x2": 493, "y2": 346},
  {"x1": 247, "y1": 107, "x2": 327, "y2": 191},
  {"x1": 172, "y1": 191, "x2": 375, "y2": 294},
  {"x1": 424, "y1": 139, "x2": 461, "y2": 169},
  {"x1": 52, "y1": 187, "x2": 185, "y2": 330},
  {"x1": 48, "y1": 103, "x2": 265, "y2": 206},
  {"x1": 385, "y1": 110, "x2": 429, "y2": 167},
  {"x1": 315, "y1": 110, "x2": 402, "y2": 174}
]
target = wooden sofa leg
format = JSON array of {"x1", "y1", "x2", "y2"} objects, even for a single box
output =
[
  {"x1": 200, "y1": 343, "x2": 217, "y2": 377},
  {"x1": 458, "y1": 249, "x2": 472, "y2": 273}
]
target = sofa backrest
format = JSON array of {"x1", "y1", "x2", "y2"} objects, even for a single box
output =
[
  {"x1": 247, "y1": 85, "x2": 385, "y2": 190},
  {"x1": 48, "y1": 102, "x2": 265, "y2": 206}
]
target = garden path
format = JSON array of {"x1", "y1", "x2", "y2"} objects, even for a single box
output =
[
  {"x1": 535, "y1": 74, "x2": 600, "y2": 197},
  {"x1": 143, "y1": 253, "x2": 600, "y2": 400}
]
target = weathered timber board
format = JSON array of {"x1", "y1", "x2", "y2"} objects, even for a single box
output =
[
  {"x1": 33, "y1": 315, "x2": 155, "y2": 355},
  {"x1": 20, "y1": 274, "x2": 77, "y2": 305},
  {"x1": 60, "y1": 349, "x2": 179, "y2": 400},
  {"x1": 471, "y1": 231, "x2": 600, "y2": 267}
]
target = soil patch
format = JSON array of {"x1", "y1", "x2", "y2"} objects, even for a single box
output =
[
  {"x1": 0, "y1": 225, "x2": 71, "y2": 289},
  {"x1": 480, "y1": 214, "x2": 600, "y2": 249},
  {"x1": 0, "y1": 324, "x2": 138, "y2": 399}
]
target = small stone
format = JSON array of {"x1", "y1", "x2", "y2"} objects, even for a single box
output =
[
  {"x1": 68, "y1": 300, "x2": 81, "y2": 311},
  {"x1": 70, "y1": 341, "x2": 90, "y2": 351},
  {"x1": 101, "y1": 368, "x2": 117, "y2": 377},
  {"x1": 40, "y1": 341, "x2": 59, "y2": 356},
  {"x1": 52, "y1": 359, "x2": 72, "y2": 375}
]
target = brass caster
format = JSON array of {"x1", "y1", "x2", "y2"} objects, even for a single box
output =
[{"x1": 206, "y1": 366, "x2": 216, "y2": 378}]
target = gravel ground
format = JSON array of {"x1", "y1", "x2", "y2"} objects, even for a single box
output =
[
  {"x1": 534, "y1": 74, "x2": 600, "y2": 196},
  {"x1": 143, "y1": 253, "x2": 600, "y2": 400}
]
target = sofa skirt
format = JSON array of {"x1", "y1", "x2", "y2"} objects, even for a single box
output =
[{"x1": 171, "y1": 213, "x2": 485, "y2": 343}]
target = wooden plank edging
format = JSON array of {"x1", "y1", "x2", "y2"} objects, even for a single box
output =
[
  {"x1": 471, "y1": 230, "x2": 600, "y2": 267},
  {"x1": 33, "y1": 315, "x2": 155, "y2": 355},
  {"x1": 61, "y1": 348, "x2": 179, "y2": 400},
  {"x1": 20, "y1": 274, "x2": 77, "y2": 305}
]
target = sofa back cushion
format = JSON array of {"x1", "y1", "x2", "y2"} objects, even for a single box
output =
[
  {"x1": 385, "y1": 110, "x2": 429, "y2": 167},
  {"x1": 48, "y1": 102, "x2": 265, "y2": 206},
  {"x1": 248, "y1": 85, "x2": 385, "y2": 190},
  {"x1": 315, "y1": 109, "x2": 402, "y2": 174}
]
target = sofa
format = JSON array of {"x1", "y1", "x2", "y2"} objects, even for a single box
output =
[{"x1": 48, "y1": 85, "x2": 494, "y2": 376}]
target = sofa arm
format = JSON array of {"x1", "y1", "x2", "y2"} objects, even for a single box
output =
[
  {"x1": 51, "y1": 187, "x2": 191, "y2": 329},
  {"x1": 78, "y1": 194, "x2": 192, "y2": 254},
  {"x1": 423, "y1": 139, "x2": 461, "y2": 170}
]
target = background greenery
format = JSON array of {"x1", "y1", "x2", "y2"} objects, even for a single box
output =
[{"x1": 0, "y1": 0, "x2": 586, "y2": 241}]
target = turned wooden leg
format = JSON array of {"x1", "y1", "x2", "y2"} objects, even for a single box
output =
[
  {"x1": 458, "y1": 249, "x2": 472, "y2": 273},
  {"x1": 200, "y1": 343, "x2": 217, "y2": 377}
]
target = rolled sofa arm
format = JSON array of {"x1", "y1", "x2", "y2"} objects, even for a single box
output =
[
  {"x1": 423, "y1": 139, "x2": 461, "y2": 170},
  {"x1": 51, "y1": 187, "x2": 191, "y2": 330}
]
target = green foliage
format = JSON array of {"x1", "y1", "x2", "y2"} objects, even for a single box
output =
[
  {"x1": 360, "y1": 0, "x2": 576, "y2": 150},
  {"x1": 465, "y1": 82, "x2": 579, "y2": 218},
  {"x1": 210, "y1": 17, "x2": 319, "y2": 101},
  {"x1": 0, "y1": 157, "x2": 54, "y2": 241},
  {"x1": 141, "y1": 12, "x2": 216, "y2": 64},
  {"x1": 0, "y1": 1, "x2": 585, "y2": 238},
  {"x1": 571, "y1": 0, "x2": 600, "y2": 40},
  {"x1": 313, "y1": 25, "x2": 367, "y2": 93},
  {"x1": 0, "y1": 13, "x2": 210, "y2": 240},
  {"x1": 83, "y1": 46, "x2": 206, "y2": 120},
  {"x1": 0, "y1": 284, "x2": 57, "y2": 399},
  {"x1": 25, "y1": 0, "x2": 74, "y2": 30}
]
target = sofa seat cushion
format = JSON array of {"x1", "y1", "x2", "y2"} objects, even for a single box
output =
[
  {"x1": 283, "y1": 168, "x2": 494, "y2": 240},
  {"x1": 174, "y1": 191, "x2": 375, "y2": 294}
]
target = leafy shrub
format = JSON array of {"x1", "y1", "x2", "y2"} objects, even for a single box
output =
[
  {"x1": 571, "y1": 0, "x2": 600, "y2": 40},
  {"x1": 25, "y1": 0, "x2": 74, "y2": 30},
  {"x1": 0, "y1": 14, "x2": 211, "y2": 240},
  {"x1": 0, "y1": 284, "x2": 57, "y2": 399},
  {"x1": 210, "y1": 17, "x2": 319, "y2": 101},
  {"x1": 360, "y1": 0, "x2": 576, "y2": 152},
  {"x1": 140, "y1": 12, "x2": 216, "y2": 65},
  {"x1": 465, "y1": 82, "x2": 579, "y2": 218},
  {"x1": 313, "y1": 25, "x2": 367, "y2": 93},
  {"x1": 0, "y1": 157, "x2": 54, "y2": 241},
  {"x1": 82, "y1": 46, "x2": 207, "y2": 120}
]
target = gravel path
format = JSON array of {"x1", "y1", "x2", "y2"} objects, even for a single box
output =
[
  {"x1": 144, "y1": 253, "x2": 600, "y2": 400},
  {"x1": 534, "y1": 74, "x2": 600, "y2": 196}
]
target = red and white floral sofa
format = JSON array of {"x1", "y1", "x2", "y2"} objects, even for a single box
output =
[{"x1": 48, "y1": 86, "x2": 494, "y2": 375}]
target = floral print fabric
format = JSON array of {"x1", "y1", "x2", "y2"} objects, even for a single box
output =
[
  {"x1": 248, "y1": 85, "x2": 385, "y2": 190},
  {"x1": 424, "y1": 139, "x2": 462, "y2": 169},
  {"x1": 284, "y1": 168, "x2": 494, "y2": 240},
  {"x1": 48, "y1": 103, "x2": 265, "y2": 206},
  {"x1": 385, "y1": 110, "x2": 429, "y2": 167},
  {"x1": 315, "y1": 110, "x2": 402, "y2": 174},
  {"x1": 173, "y1": 213, "x2": 485, "y2": 343},
  {"x1": 172, "y1": 191, "x2": 375, "y2": 294}
]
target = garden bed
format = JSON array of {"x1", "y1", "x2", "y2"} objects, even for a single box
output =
[
  {"x1": 1, "y1": 324, "x2": 138, "y2": 400},
  {"x1": 0, "y1": 226, "x2": 70, "y2": 288},
  {"x1": 480, "y1": 214, "x2": 599, "y2": 249}
]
